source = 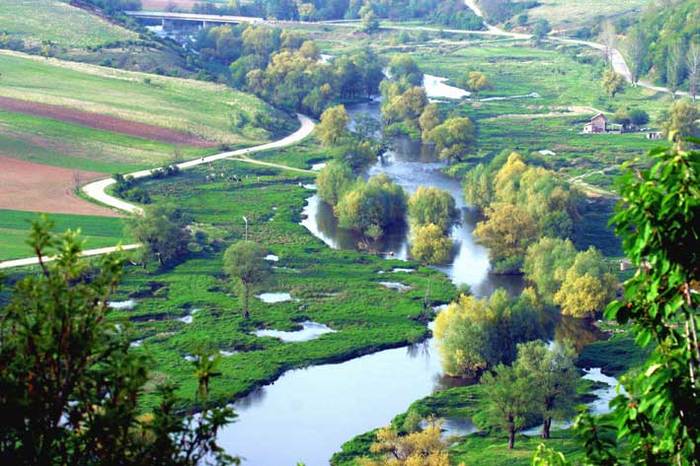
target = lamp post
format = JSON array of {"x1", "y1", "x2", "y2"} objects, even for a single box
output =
[{"x1": 242, "y1": 216, "x2": 248, "y2": 241}]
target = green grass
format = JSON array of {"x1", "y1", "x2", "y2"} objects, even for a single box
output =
[
  {"x1": 578, "y1": 330, "x2": 652, "y2": 376},
  {"x1": 0, "y1": 51, "x2": 295, "y2": 146},
  {"x1": 0, "y1": 110, "x2": 210, "y2": 172},
  {"x1": 523, "y1": 0, "x2": 652, "y2": 28},
  {"x1": 0, "y1": 0, "x2": 137, "y2": 49},
  {"x1": 0, "y1": 209, "x2": 129, "y2": 260},
  {"x1": 104, "y1": 152, "x2": 456, "y2": 409}
]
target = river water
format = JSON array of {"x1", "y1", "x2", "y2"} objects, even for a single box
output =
[{"x1": 217, "y1": 99, "x2": 615, "y2": 465}]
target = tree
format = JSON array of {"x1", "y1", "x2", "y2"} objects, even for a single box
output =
[
  {"x1": 666, "y1": 42, "x2": 683, "y2": 99},
  {"x1": 600, "y1": 20, "x2": 616, "y2": 63},
  {"x1": 481, "y1": 364, "x2": 534, "y2": 449},
  {"x1": 359, "y1": 1, "x2": 379, "y2": 34},
  {"x1": 425, "y1": 116, "x2": 476, "y2": 161},
  {"x1": 223, "y1": 241, "x2": 271, "y2": 318},
  {"x1": 532, "y1": 19, "x2": 551, "y2": 44},
  {"x1": 410, "y1": 223, "x2": 453, "y2": 264},
  {"x1": 523, "y1": 237, "x2": 577, "y2": 304},
  {"x1": 463, "y1": 163, "x2": 494, "y2": 210},
  {"x1": 466, "y1": 71, "x2": 490, "y2": 100},
  {"x1": 553, "y1": 247, "x2": 617, "y2": 318},
  {"x1": 317, "y1": 161, "x2": 354, "y2": 206},
  {"x1": 602, "y1": 69, "x2": 625, "y2": 98},
  {"x1": 625, "y1": 27, "x2": 646, "y2": 84},
  {"x1": 359, "y1": 420, "x2": 450, "y2": 466},
  {"x1": 419, "y1": 103, "x2": 440, "y2": 139},
  {"x1": 387, "y1": 55, "x2": 423, "y2": 86},
  {"x1": 433, "y1": 290, "x2": 544, "y2": 377},
  {"x1": 474, "y1": 202, "x2": 539, "y2": 273},
  {"x1": 514, "y1": 341, "x2": 577, "y2": 439},
  {"x1": 317, "y1": 105, "x2": 350, "y2": 146},
  {"x1": 0, "y1": 218, "x2": 235, "y2": 465},
  {"x1": 128, "y1": 204, "x2": 191, "y2": 267},
  {"x1": 663, "y1": 99, "x2": 700, "y2": 141},
  {"x1": 687, "y1": 41, "x2": 700, "y2": 101},
  {"x1": 407, "y1": 186, "x2": 458, "y2": 232},
  {"x1": 334, "y1": 173, "x2": 406, "y2": 238}
]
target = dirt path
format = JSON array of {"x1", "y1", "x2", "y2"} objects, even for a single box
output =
[{"x1": 83, "y1": 113, "x2": 315, "y2": 214}]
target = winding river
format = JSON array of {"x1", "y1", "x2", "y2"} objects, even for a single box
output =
[{"x1": 217, "y1": 94, "x2": 616, "y2": 465}]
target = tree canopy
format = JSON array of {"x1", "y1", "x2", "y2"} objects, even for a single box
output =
[
  {"x1": 223, "y1": 241, "x2": 271, "y2": 318},
  {"x1": 0, "y1": 219, "x2": 235, "y2": 465}
]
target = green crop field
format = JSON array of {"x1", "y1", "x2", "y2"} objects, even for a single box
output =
[
  {"x1": 520, "y1": 0, "x2": 652, "y2": 28},
  {"x1": 0, "y1": 209, "x2": 130, "y2": 260},
  {"x1": 0, "y1": 0, "x2": 137, "y2": 49},
  {"x1": 0, "y1": 51, "x2": 295, "y2": 146},
  {"x1": 0, "y1": 110, "x2": 210, "y2": 173}
]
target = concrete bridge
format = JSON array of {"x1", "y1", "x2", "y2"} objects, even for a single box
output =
[{"x1": 124, "y1": 11, "x2": 266, "y2": 28}]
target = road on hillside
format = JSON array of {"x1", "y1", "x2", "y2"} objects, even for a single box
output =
[{"x1": 0, "y1": 114, "x2": 315, "y2": 269}]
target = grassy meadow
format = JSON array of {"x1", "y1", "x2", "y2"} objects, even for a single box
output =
[
  {"x1": 0, "y1": 209, "x2": 130, "y2": 260},
  {"x1": 0, "y1": 109, "x2": 210, "y2": 173},
  {"x1": 0, "y1": 0, "x2": 137, "y2": 49},
  {"x1": 522, "y1": 0, "x2": 652, "y2": 28},
  {"x1": 0, "y1": 51, "x2": 295, "y2": 146}
]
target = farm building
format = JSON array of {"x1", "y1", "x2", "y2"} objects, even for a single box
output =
[{"x1": 583, "y1": 113, "x2": 608, "y2": 133}]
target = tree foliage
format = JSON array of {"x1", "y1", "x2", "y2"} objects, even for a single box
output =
[
  {"x1": 317, "y1": 161, "x2": 355, "y2": 206},
  {"x1": 317, "y1": 105, "x2": 350, "y2": 146},
  {"x1": 359, "y1": 420, "x2": 450, "y2": 466},
  {"x1": 480, "y1": 364, "x2": 534, "y2": 450},
  {"x1": 425, "y1": 117, "x2": 476, "y2": 161},
  {"x1": 410, "y1": 223, "x2": 453, "y2": 264},
  {"x1": 433, "y1": 289, "x2": 544, "y2": 377},
  {"x1": 335, "y1": 174, "x2": 406, "y2": 238},
  {"x1": 223, "y1": 241, "x2": 271, "y2": 318},
  {"x1": 128, "y1": 204, "x2": 191, "y2": 267},
  {"x1": 407, "y1": 186, "x2": 458, "y2": 233},
  {"x1": 0, "y1": 218, "x2": 235, "y2": 465},
  {"x1": 602, "y1": 69, "x2": 625, "y2": 98},
  {"x1": 514, "y1": 341, "x2": 577, "y2": 439}
]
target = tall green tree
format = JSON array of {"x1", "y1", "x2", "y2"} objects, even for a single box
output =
[
  {"x1": 523, "y1": 237, "x2": 577, "y2": 304},
  {"x1": 481, "y1": 363, "x2": 535, "y2": 449},
  {"x1": 602, "y1": 69, "x2": 625, "y2": 98},
  {"x1": 128, "y1": 204, "x2": 191, "y2": 267},
  {"x1": 514, "y1": 341, "x2": 577, "y2": 439},
  {"x1": 0, "y1": 218, "x2": 235, "y2": 465},
  {"x1": 317, "y1": 104, "x2": 350, "y2": 146},
  {"x1": 407, "y1": 186, "x2": 458, "y2": 233},
  {"x1": 317, "y1": 161, "x2": 354, "y2": 206},
  {"x1": 223, "y1": 241, "x2": 271, "y2": 319},
  {"x1": 425, "y1": 116, "x2": 476, "y2": 161}
]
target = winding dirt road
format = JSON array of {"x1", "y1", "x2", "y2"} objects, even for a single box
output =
[{"x1": 0, "y1": 114, "x2": 315, "y2": 269}]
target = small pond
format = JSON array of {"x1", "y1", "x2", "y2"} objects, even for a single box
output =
[{"x1": 253, "y1": 321, "x2": 336, "y2": 342}]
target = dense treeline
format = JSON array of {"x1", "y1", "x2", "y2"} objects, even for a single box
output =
[
  {"x1": 193, "y1": 25, "x2": 383, "y2": 116},
  {"x1": 623, "y1": 0, "x2": 699, "y2": 94},
  {"x1": 191, "y1": 0, "x2": 484, "y2": 29}
]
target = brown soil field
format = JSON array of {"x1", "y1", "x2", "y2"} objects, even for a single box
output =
[
  {"x1": 0, "y1": 96, "x2": 214, "y2": 147},
  {"x1": 0, "y1": 155, "x2": 120, "y2": 216}
]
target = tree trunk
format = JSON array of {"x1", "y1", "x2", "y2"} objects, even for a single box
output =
[
  {"x1": 243, "y1": 285, "x2": 250, "y2": 319},
  {"x1": 508, "y1": 423, "x2": 515, "y2": 449},
  {"x1": 542, "y1": 417, "x2": 551, "y2": 439}
]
